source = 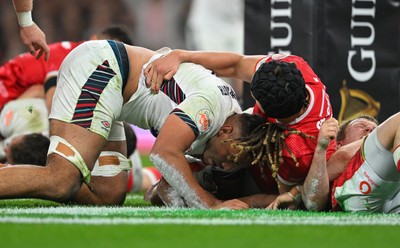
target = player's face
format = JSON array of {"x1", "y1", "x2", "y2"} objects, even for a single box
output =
[
  {"x1": 202, "y1": 134, "x2": 249, "y2": 172},
  {"x1": 342, "y1": 118, "x2": 377, "y2": 146}
]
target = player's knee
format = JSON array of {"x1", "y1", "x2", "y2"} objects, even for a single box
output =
[
  {"x1": 43, "y1": 155, "x2": 83, "y2": 202},
  {"x1": 47, "y1": 135, "x2": 91, "y2": 183},
  {"x1": 89, "y1": 172, "x2": 128, "y2": 205},
  {"x1": 46, "y1": 135, "x2": 92, "y2": 202},
  {"x1": 53, "y1": 179, "x2": 82, "y2": 202}
]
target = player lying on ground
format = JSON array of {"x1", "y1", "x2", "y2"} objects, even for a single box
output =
[{"x1": 295, "y1": 114, "x2": 400, "y2": 213}]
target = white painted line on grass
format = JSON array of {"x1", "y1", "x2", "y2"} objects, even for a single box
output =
[
  {"x1": 2, "y1": 206, "x2": 400, "y2": 226},
  {"x1": 1, "y1": 216, "x2": 400, "y2": 225}
]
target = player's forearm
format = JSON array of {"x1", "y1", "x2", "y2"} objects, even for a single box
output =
[
  {"x1": 174, "y1": 49, "x2": 244, "y2": 78},
  {"x1": 150, "y1": 153, "x2": 216, "y2": 208},
  {"x1": 239, "y1": 194, "x2": 277, "y2": 208},
  {"x1": 12, "y1": 0, "x2": 32, "y2": 12},
  {"x1": 327, "y1": 139, "x2": 363, "y2": 181},
  {"x1": 301, "y1": 146, "x2": 330, "y2": 211}
]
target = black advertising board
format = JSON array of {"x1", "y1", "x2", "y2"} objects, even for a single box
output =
[{"x1": 244, "y1": 0, "x2": 400, "y2": 122}]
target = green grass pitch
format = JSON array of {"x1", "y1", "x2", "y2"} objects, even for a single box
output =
[
  {"x1": 1, "y1": 194, "x2": 400, "y2": 248},
  {"x1": 1, "y1": 155, "x2": 400, "y2": 247}
]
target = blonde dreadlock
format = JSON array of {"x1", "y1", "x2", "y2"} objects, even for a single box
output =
[{"x1": 226, "y1": 122, "x2": 315, "y2": 182}]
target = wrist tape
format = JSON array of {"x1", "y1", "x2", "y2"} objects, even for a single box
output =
[{"x1": 16, "y1": 11, "x2": 34, "y2": 27}]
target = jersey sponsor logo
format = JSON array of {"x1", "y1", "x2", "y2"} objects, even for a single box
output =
[
  {"x1": 359, "y1": 181, "x2": 372, "y2": 195},
  {"x1": 363, "y1": 170, "x2": 379, "y2": 189},
  {"x1": 195, "y1": 109, "x2": 213, "y2": 133},
  {"x1": 101, "y1": 121, "x2": 111, "y2": 129}
]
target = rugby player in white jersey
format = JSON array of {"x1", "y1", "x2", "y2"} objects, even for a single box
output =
[{"x1": 0, "y1": 40, "x2": 265, "y2": 208}]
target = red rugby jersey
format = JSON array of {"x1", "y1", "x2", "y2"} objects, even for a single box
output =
[
  {"x1": 251, "y1": 54, "x2": 336, "y2": 186},
  {"x1": 0, "y1": 41, "x2": 82, "y2": 109}
]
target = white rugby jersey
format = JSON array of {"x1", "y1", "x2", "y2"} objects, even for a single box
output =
[
  {"x1": 0, "y1": 98, "x2": 49, "y2": 158},
  {"x1": 119, "y1": 52, "x2": 242, "y2": 155}
]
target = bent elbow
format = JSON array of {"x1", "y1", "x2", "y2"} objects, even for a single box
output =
[{"x1": 303, "y1": 193, "x2": 329, "y2": 212}]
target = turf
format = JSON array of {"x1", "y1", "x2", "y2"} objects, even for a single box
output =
[
  {"x1": 1, "y1": 194, "x2": 400, "y2": 248},
  {"x1": 1, "y1": 154, "x2": 399, "y2": 247}
]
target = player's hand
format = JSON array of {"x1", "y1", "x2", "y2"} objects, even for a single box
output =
[
  {"x1": 213, "y1": 199, "x2": 250, "y2": 210},
  {"x1": 144, "y1": 50, "x2": 181, "y2": 94},
  {"x1": 317, "y1": 118, "x2": 339, "y2": 150},
  {"x1": 20, "y1": 23, "x2": 50, "y2": 61},
  {"x1": 266, "y1": 192, "x2": 296, "y2": 210}
]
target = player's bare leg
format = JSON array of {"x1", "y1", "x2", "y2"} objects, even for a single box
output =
[{"x1": 0, "y1": 119, "x2": 106, "y2": 202}]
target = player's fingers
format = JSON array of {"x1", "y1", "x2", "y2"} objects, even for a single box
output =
[
  {"x1": 147, "y1": 68, "x2": 156, "y2": 90},
  {"x1": 266, "y1": 201, "x2": 274, "y2": 210},
  {"x1": 231, "y1": 200, "x2": 249, "y2": 210},
  {"x1": 149, "y1": 71, "x2": 160, "y2": 94},
  {"x1": 42, "y1": 45, "x2": 50, "y2": 61},
  {"x1": 235, "y1": 200, "x2": 250, "y2": 209},
  {"x1": 44, "y1": 50, "x2": 50, "y2": 61},
  {"x1": 27, "y1": 43, "x2": 36, "y2": 56},
  {"x1": 152, "y1": 72, "x2": 164, "y2": 93},
  {"x1": 36, "y1": 49, "x2": 44, "y2": 60},
  {"x1": 144, "y1": 64, "x2": 152, "y2": 85},
  {"x1": 164, "y1": 70, "x2": 175, "y2": 81}
]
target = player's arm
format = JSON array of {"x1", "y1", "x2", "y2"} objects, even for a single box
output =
[
  {"x1": 43, "y1": 75, "x2": 57, "y2": 110},
  {"x1": 12, "y1": 0, "x2": 50, "y2": 61},
  {"x1": 268, "y1": 118, "x2": 339, "y2": 211},
  {"x1": 239, "y1": 194, "x2": 277, "y2": 208},
  {"x1": 17, "y1": 84, "x2": 44, "y2": 99},
  {"x1": 327, "y1": 138, "x2": 363, "y2": 181},
  {"x1": 301, "y1": 118, "x2": 339, "y2": 211},
  {"x1": 150, "y1": 114, "x2": 219, "y2": 208},
  {"x1": 266, "y1": 184, "x2": 301, "y2": 210},
  {"x1": 144, "y1": 49, "x2": 264, "y2": 93}
]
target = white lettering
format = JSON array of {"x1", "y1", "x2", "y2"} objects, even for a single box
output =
[
  {"x1": 347, "y1": 49, "x2": 376, "y2": 82},
  {"x1": 350, "y1": 20, "x2": 375, "y2": 47},
  {"x1": 347, "y1": 0, "x2": 376, "y2": 82},
  {"x1": 270, "y1": 0, "x2": 292, "y2": 50}
]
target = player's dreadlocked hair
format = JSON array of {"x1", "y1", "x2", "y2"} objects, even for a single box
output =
[
  {"x1": 250, "y1": 60, "x2": 308, "y2": 119},
  {"x1": 228, "y1": 121, "x2": 315, "y2": 180}
]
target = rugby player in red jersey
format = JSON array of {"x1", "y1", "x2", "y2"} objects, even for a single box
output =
[{"x1": 299, "y1": 114, "x2": 400, "y2": 213}]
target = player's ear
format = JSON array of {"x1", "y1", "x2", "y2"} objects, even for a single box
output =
[
  {"x1": 218, "y1": 125, "x2": 234, "y2": 136},
  {"x1": 336, "y1": 140, "x2": 343, "y2": 150}
]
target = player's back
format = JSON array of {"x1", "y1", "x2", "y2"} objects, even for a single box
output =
[{"x1": 120, "y1": 53, "x2": 241, "y2": 155}]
